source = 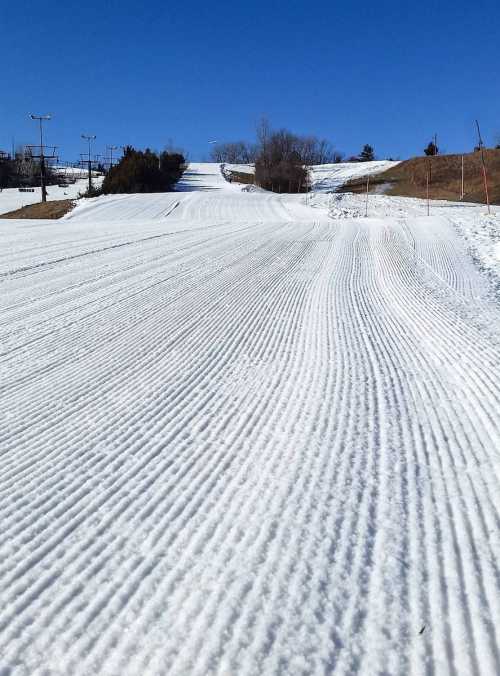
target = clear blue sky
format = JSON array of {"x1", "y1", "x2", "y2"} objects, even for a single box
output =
[{"x1": 2, "y1": 0, "x2": 499, "y2": 162}]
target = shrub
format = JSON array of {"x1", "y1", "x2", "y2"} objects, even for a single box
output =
[
  {"x1": 424, "y1": 141, "x2": 439, "y2": 156},
  {"x1": 102, "y1": 146, "x2": 185, "y2": 194}
]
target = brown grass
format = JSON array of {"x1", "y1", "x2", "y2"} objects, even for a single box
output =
[
  {"x1": 340, "y1": 149, "x2": 500, "y2": 204},
  {"x1": 225, "y1": 170, "x2": 255, "y2": 185},
  {"x1": 0, "y1": 199, "x2": 76, "y2": 219}
]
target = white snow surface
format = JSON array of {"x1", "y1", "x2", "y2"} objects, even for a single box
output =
[
  {"x1": 0, "y1": 178, "x2": 102, "y2": 215},
  {"x1": 309, "y1": 160, "x2": 400, "y2": 192},
  {"x1": 1, "y1": 163, "x2": 500, "y2": 675}
]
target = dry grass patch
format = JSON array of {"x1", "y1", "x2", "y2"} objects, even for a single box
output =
[
  {"x1": 0, "y1": 199, "x2": 76, "y2": 219},
  {"x1": 341, "y1": 150, "x2": 500, "y2": 204}
]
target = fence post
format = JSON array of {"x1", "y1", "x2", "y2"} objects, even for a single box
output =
[{"x1": 365, "y1": 175, "x2": 370, "y2": 217}]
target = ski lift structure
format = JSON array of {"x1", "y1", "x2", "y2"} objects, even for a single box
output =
[
  {"x1": 78, "y1": 154, "x2": 102, "y2": 175},
  {"x1": 25, "y1": 144, "x2": 58, "y2": 165}
]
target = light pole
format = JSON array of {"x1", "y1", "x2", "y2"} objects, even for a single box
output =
[
  {"x1": 29, "y1": 113, "x2": 51, "y2": 202},
  {"x1": 208, "y1": 140, "x2": 218, "y2": 161},
  {"x1": 81, "y1": 134, "x2": 96, "y2": 193}
]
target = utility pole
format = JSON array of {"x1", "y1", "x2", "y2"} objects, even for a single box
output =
[
  {"x1": 475, "y1": 120, "x2": 491, "y2": 214},
  {"x1": 29, "y1": 114, "x2": 51, "y2": 202},
  {"x1": 107, "y1": 145, "x2": 119, "y2": 172},
  {"x1": 81, "y1": 134, "x2": 96, "y2": 193}
]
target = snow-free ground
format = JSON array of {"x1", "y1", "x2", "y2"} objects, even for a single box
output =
[{"x1": 1, "y1": 163, "x2": 500, "y2": 676}]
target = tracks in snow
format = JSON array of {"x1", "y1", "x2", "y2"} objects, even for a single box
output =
[{"x1": 0, "y1": 212, "x2": 499, "y2": 675}]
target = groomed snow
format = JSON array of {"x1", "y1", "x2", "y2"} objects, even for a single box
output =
[{"x1": 1, "y1": 164, "x2": 500, "y2": 675}]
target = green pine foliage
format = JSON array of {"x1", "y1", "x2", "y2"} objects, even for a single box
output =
[
  {"x1": 424, "y1": 141, "x2": 439, "y2": 156},
  {"x1": 359, "y1": 144, "x2": 375, "y2": 162},
  {"x1": 102, "y1": 146, "x2": 185, "y2": 194}
]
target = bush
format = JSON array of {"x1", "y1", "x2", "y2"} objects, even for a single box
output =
[
  {"x1": 79, "y1": 185, "x2": 103, "y2": 198},
  {"x1": 102, "y1": 146, "x2": 185, "y2": 194}
]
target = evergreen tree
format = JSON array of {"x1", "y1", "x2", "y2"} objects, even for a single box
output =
[
  {"x1": 102, "y1": 146, "x2": 185, "y2": 194},
  {"x1": 424, "y1": 141, "x2": 439, "y2": 156},
  {"x1": 359, "y1": 144, "x2": 375, "y2": 162}
]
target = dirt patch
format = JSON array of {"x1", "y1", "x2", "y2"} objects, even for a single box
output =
[
  {"x1": 0, "y1": 199, "x2": 77, "y2": 219},
  {"x1": 341, "y1": 149, "x2": 500, "y2": 205}
]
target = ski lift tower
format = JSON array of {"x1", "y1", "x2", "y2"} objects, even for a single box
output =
[
  {"x1": 81, "y1": 134, "x2": 97, "y2": 193},
  {"x1": 28, "y1": 114, "x2": 55, "y2": 202}
]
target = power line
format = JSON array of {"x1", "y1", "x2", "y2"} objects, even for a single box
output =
[{"x1": 106, "y1": 145, "x2": 119, "y2": 171}]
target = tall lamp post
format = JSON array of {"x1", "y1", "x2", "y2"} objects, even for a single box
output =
[
  {"x1": 81, "y1": 134, "x2": 96, "y2": 193},
  {"x1": 29, "y1": 113, "x2": 51, "y2": 202},
  {"x1": 208, "y1": 140, "x2": 218, "y2": 161}
]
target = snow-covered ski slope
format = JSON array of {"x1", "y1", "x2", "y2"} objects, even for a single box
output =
[{"x1": 1, "y1": 164, "x2": 500, "y2": 676}]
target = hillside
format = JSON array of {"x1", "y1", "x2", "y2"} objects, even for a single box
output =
[
  {"x1": 224, "y1": 160, "x2": 401, "y2": 192},
  {"x1": 341, "y1": 149, "x2": 500, "y2": 204}
]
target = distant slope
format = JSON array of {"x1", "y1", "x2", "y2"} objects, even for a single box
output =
[
  {"x1": 341, "y1": 150, "x2": 500, "y2": 204},
  {"x1": 63, "y1": 163, "x2": 312, "y2": 224},
  {"x1": 309, "y1": 160, "x2": 400, "y2": 192},
  {"x1": 224, "y1": 161, "x2": 400, "y2": 192}
]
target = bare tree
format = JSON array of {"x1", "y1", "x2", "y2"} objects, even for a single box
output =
[
  {"x1": 213, "y1": 120, "x2": 342, "y2": 192},
  {"x1": 255, "y1": 128, "x2": 308, "y2": 193},
  {"x1": 210, "y1": 141, "x2": 257, "y2": 164}
]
